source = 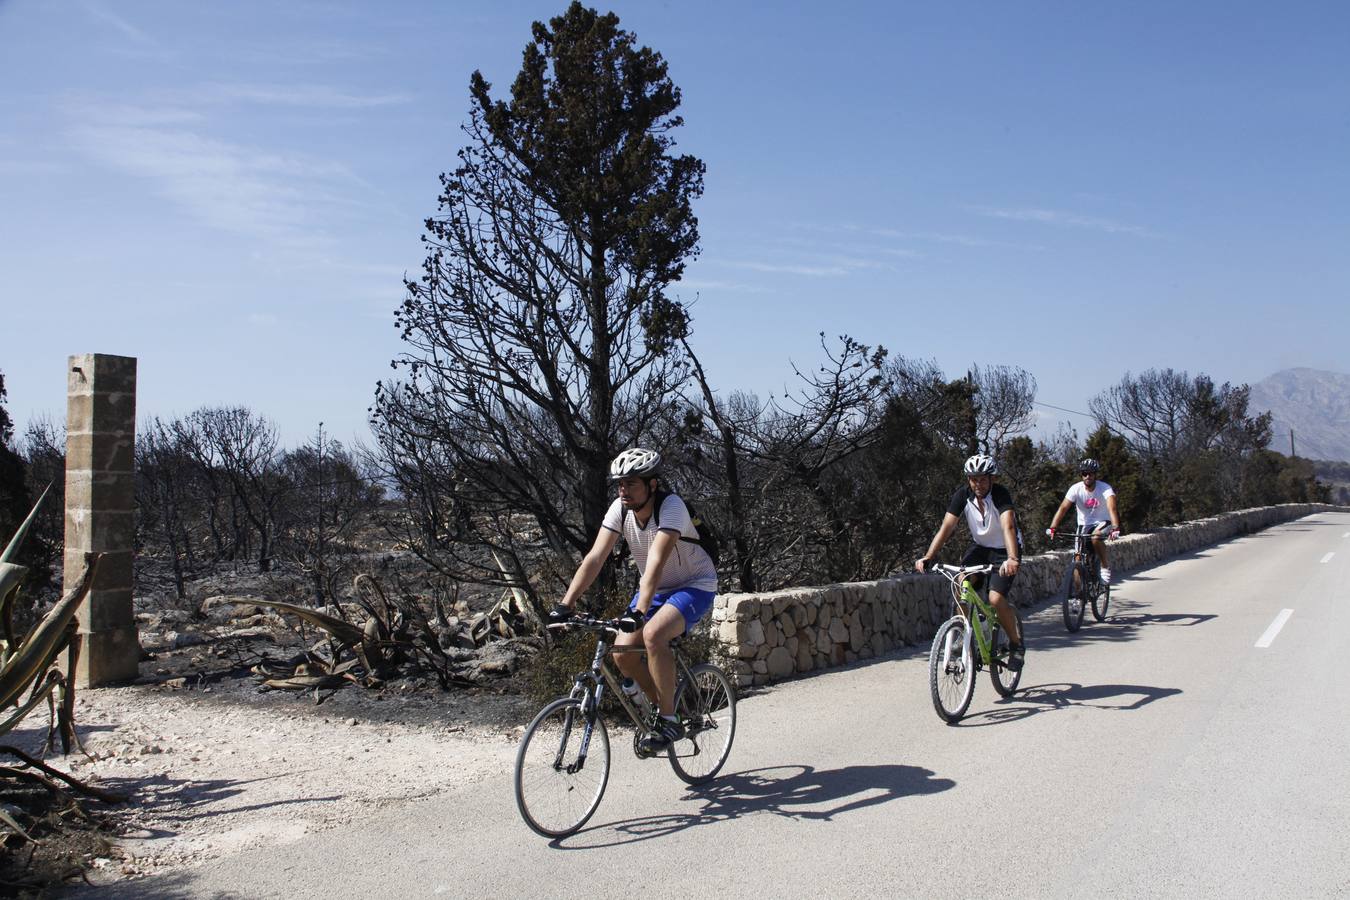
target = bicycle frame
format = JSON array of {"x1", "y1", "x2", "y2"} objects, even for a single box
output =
[
  {"x1": 932, "y1": 564, "x2": 999, "y2": 665},
  {"x1": 559, "y1": 620, "x2": 707, "y2": 771}
]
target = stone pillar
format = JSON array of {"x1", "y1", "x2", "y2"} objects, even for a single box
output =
[{"x1": 64, "y1": 353, "x2": 140, "y2": 686}]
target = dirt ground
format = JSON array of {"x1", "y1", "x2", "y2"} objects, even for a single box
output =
[{"x1": 4, "y1": 608, "x2": 540, "y2": 892}]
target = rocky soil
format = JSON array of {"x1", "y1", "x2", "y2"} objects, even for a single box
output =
[{"x1": 4, "y1": 581, "x2": 540, "y2": 891}]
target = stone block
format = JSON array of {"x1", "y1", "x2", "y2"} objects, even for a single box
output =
[
  {"x1": 63, "y1": 472, "x2": 135, "y2": 516},
  {"x1": 64, "y1": 508, "x2": 135, "y2": 553},
  {"x1": 63, "y1": 548, "x2": 133, "y2": 594},
  {"x1": 71, "y1": 626, "x2": 141, "y2": 686},
  {"x1": 65, "y1": 431, "x2": 135, "y2": 474},
  {"x1": 780, "y1": 614, "x2": 797, "y2": 638},
  {"x1": 765, "y1": 646, "x2": 794, "y2": 678},
  {"x1": 78, "y1": 588, "x2": 135, "y2": 631}
]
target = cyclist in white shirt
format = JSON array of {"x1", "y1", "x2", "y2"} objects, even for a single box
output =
[
  {"x1": 1047, "y1": 458, "x2": 1122, "y2": 583},
  {"x1": 916, "y1": 453, "x2": 1026, "y2": 670},
  {"x1": 549, "y1": 448, "x2": 718, "y2": 754}
]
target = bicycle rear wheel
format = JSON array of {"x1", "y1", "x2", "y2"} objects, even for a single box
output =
[
  {"x1": 669, "y1": 663, "x2": 737, "y2": 784},
  {"x1": 929, "y1": 617, "x2": 975, "y2": 724},
  {"x1": 514, "y1": 696, "x2": 610, "y2": 838},
  {"x1": 991, "y1": 606, "x2": 1024, "y2": 697},
  {"x1": 1062, "y1": 563, "x2": 1085, "y2": 632}
]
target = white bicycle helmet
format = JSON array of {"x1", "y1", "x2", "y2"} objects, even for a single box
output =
[
  {"x1": 1079, "y1": 458, "x2": 1101, "y2": 474},
  {"x1": 609, "y1": 447, "x2": 662, "y2": 481},
  {"x1": 963, "y1": 453, "x2": 997, "y2": 476}
]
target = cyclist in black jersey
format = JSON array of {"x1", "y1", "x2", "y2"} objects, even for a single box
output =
[{"x1": 915, "y1": 453, "x2": 1026, "y2": 669}]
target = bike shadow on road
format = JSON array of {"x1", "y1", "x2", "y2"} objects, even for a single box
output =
[
  {"x1": 953, "y1": 681, "x2": 1183, "y2": 728},
  {"x1": 1022, "y1": 595, "x2": 1219, "y2": 654},
  {"x1": 550, "y1": 763, "x2": 955, "y2": 848}
]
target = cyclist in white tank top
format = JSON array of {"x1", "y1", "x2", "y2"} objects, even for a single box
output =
[{"x1": 549, "y1": 448, "x2": 717, "y2": 755}]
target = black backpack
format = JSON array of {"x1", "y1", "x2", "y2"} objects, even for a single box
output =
[{"x1": 622, "y1": 490, "x2": 722, "y2": 567}]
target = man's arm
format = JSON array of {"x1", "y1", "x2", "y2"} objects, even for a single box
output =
[
  {"x1": 633, "y1": 529, "x2": 680, "y2": 615},
  {"x1": 1000, "y1": 508, "x2": 1021, "y2": 576},
  {"x1": 1106, "y1": 494, "x2": 1121, "y2": 533},
  {"x1": 1047, "y1": 497, "x2": 1074, "y2": 532},
  {"x1": 559, "y1": 527, "x2": 622, "y2": 608},
  {"x1": 916, "y1": 513, "x2": 960, "y2": 571}
]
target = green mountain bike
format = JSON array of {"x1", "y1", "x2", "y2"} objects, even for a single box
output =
[
  {"x1": 924, "y1": 563, "x2": 1023, "y2": 724},
  {"x1": 513, "y1": 614, "x2": 737, "y2": 838}
]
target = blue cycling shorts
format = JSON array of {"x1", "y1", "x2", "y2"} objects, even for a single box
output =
[{"x1": 628, "y1": 587, "x2": 716, "y2": 632}]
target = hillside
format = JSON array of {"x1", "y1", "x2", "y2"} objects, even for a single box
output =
[{"x1": 1248, "y1": 368, "x2": 1350, "y2": 463}]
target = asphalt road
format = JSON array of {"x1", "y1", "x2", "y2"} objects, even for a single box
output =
[{"x1": 104, "y1": 511, "x2": 1350, "y2": 899}]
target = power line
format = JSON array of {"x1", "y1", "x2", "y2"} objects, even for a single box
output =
[{"x1": 1032, "y1": 400, "x2": 1095, "y2": 419}]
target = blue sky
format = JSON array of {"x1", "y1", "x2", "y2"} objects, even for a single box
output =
[{"x1": 2, "y1": 0, "x2": 1347, "y2": 448}]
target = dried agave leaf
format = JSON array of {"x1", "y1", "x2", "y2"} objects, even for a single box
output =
[
  {"x1": 261, "y1": 674, "x2": 347, "y2": 691},
  {"x1": 230, "y1": 599, "x2": 364, "y2": 646},
  {"x1": 0, "y1": 555, "x2": 100, "y2": 709}
]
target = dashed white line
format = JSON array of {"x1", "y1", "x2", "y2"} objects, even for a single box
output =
[
  {"x1": 1256, "y1": 609, "x2": 1294, "y2": 648},
  {"x1": 1320, "y1": 552, "x2": 1335, "y2": 564},
  {"x1": 1343, "y1": 531, "x2": 1349, "y2": 538}
]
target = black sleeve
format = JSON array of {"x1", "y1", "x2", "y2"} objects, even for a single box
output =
[
  {"x1": 945, "y1": 486, "x2": 969, "y2": 517},
  {"x1": 990, "y1": 484, "x2": 1016, "y2": 514}
]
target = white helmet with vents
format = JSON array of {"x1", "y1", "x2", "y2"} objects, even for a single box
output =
[
  {"x1": 963, "y1": 453, "x2": 997, "y2": 476},
  {"x1": 609, "y1": 447, "x2": 662, "y2": 481}
]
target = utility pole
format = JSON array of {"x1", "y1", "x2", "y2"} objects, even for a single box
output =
[{"x1": 1290, "y1": 429, "x2": 1296, "y2": 459}]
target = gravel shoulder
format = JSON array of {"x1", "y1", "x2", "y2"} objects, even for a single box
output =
[{"x1": 9, "y1": 673, "x2": 536, "y2": 886}]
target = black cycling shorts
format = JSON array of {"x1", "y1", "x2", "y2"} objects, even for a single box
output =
[{"x1": 961, "y1": 544, "x2": 1019, "y2": 596}]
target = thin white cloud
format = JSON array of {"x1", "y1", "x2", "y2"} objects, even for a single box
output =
[
  {"x1": 790, "y1": 221, "x2": 1041, "y2": 251},
  {"x1": 975, "y1": 206, "x2": 1158, "y2": 238},
  {"x1": 82, "y1": 1, "x2": 155, "y2": 44},
  {"x1": 727, "y1": 261, "x2": 850, "y2": 278},
  {"x1": 81, "y1": 1, "x2": 154, "y2": 44},
  {"x1": 194, "y1": 83, "x2": 412, "y2": 109},
  {"x1": 246, "y1": 312, "x2": 279, "y2": 327},
  {"x1": 676, "y1": 279, "x2": 771, "y2": 295},
  {"x1": 67, "y1": 103, "x2": 367, "y2": 247}
]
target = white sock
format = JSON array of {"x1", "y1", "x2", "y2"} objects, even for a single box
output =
[{"x1": 1101, "y1": 568, "x2": 1112, "y2": 584}]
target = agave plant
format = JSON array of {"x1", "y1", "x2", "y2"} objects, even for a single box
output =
[{"x1": 0, "y1": 484, "x2": 102, "y2": 753}]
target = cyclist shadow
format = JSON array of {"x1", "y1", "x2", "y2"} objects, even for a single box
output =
[
  {"x1": 1107, "y1": 612, "x2": 1217, "y2": 628},
  {"x1": 554, "y1": 763, "x2": 954, "y2": 848},
  {"x1": 954, "y1": 681, "x2": 1182, "y2": 727}
]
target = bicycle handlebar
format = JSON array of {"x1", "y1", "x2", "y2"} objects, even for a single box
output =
[
  {"x1": 546, "y1": 613, "x2": 639, "y2": 635},
  {"x1": 922, "y1": 562, "x2": 995, "y2": 581}
]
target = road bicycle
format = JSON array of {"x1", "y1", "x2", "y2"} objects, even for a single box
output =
[
  {"x1": 513, "y1": 614, "x2": 737, "y2": 838},
  {"x1": 1049, "y1": 526, "x2": 1112, "y2": 632},
  {"x1": 924, "y1": 563, "x2": 1023, "y2": 724}
]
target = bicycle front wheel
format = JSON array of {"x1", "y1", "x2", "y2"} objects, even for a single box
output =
[
  {"x1": 514, "y1": 696, "x2": 611, "y2": 838},
  {"x1": 929, "y1": 617, "x2": 975, "y2": 724},
  {"x1": 669, "y1": 663, "x2": 737, "y2": 784},
  {"x1": 991, "y1": 605, "x2": 1024, "y2": 697},
  {"x1": 1062, "y1": 563, "x2": 1085, "y2": 632}
]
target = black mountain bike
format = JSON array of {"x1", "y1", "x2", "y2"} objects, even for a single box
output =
[
  {"x1": 1050, "y1": 526, "x2": 1113, "y2": 632},
  {"x1": 513, "y1": 615, "x2": 737, "y2": 838}
]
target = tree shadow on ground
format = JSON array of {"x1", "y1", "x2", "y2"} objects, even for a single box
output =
[
  {"x1": 92, "y1": 771, "x2": 337, "y2": 822},
  {"x1": 553, "y1": 762, "x2": 955, "y2": 849},
  {"x1": 953, "y1": 681, "x2": 1183, "y2": 728}
]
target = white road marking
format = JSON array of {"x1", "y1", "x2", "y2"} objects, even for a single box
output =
[
  {"x1": 1255, "y1": 609, "x2": 1294, "y2": 648},
  {"x1": 1320, "y1": 552, "x2": 1335, "y2": 564},
  {"x1": 1343, "y1": 531, "x2": 1349, "y2": 538}
]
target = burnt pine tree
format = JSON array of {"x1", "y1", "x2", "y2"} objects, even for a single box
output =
[{"x1": 372, "y1": 3, "x2": 704, "y2": 601}]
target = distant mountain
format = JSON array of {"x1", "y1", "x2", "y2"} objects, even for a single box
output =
[{"x1": 1248, "y1": 368, "x2": 1350, "y2": 463}]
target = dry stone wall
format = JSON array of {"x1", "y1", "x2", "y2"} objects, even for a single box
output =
[{"x1": 710, "y1": 503, "x2": 1339, "y2": 687}]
